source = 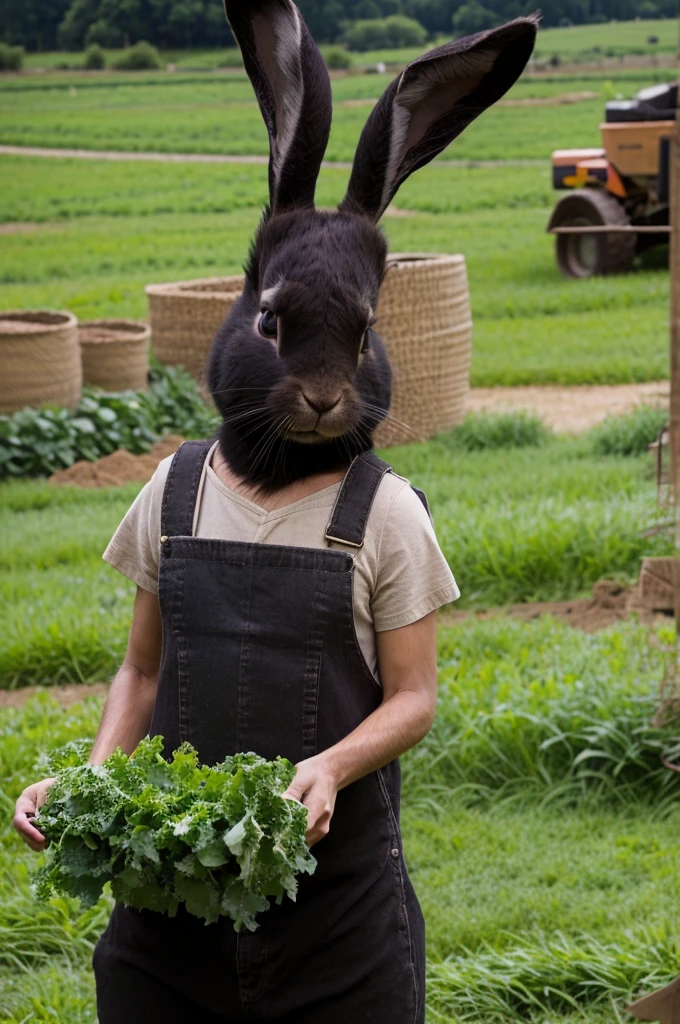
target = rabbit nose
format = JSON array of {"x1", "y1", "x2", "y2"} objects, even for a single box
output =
[{"x1": 301, "y1": 392, "x2": 342, "y2": 415}]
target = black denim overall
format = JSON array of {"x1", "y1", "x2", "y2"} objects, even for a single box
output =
[{"x1": 94, "y1": 442, "x2": 427, "y2": 1024}]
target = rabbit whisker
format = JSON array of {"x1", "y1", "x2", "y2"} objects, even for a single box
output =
[
  {"x1": 361, "y1": 403, "x2": 419, "y2": 439},
  {"x1": 249, "y1": 414, "x2": 288, "y2": 477}
]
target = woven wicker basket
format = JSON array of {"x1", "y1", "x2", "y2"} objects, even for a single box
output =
[
  {"x1": 374, "y1": 254, "x2": 472, "y2": 448},
  {"x1": 0, "y1": 310, "x2": 81, "y2": 415},
  {"x1": 146, "y1": 276, "x2": 244, "y2": 383},
  {"x1": 79, "y1": 319, "x2": 150, "y2": 392}
]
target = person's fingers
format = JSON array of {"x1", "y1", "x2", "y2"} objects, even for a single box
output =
[
  {"x1": 12, "y1": 810, "x2": 47, "y2": 851},
  {"x1": 13, "y1": 786, "x2": 49, "y2": 851},
  {"x1": 15, "y1": 790, "x2": 37, "y2": 817},
  {"x1": 302, "y1": 788, "x2": 332, "y2": 847},
  {"x1": 282, "y1": 770, "x2": 311, "y2": 803}
]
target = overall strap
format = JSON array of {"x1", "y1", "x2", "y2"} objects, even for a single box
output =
[
  {"x1": 160, "y1": 440, "x2": 213, "y2": 539},
  {"x1": 324, "y1": 451, "x2": 393, "y2": 549}
]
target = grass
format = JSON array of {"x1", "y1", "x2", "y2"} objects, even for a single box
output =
[
  {"x1": 409, "y1": 616, "x2": 680, "y2": 806},
  {"x1": 0, "y1": 153, "x2": 670, "y2": 387},
  {"x1": 0, "y1": 433, "x2": 670, "y2": 687},
  {"x1": 450, "y1": 410, "x2": 551, "y2": 450},
  {"x1": 0, "y1": 67, "x2": 675, "y2": 160},
  {"x1": 588, "y1": 405, "x2": 668, "y2": 457}
]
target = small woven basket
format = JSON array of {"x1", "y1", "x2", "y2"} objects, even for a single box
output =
[
  {"x1": 146, "y1": 276, "x2": 244, "y2": 383},
  {"x1": 374, "y1": 254, "x2": 472, "y2": 448},
  {"x1": 0, "y1": 310, "x2": 81, "y2": 415},
  {"x1": 79, "y1": 319, "x2": 150, "y2": 392}
]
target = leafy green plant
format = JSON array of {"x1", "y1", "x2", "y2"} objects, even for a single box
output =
[
  {"x1": 35, "y1": 736, "x2": 315, "y2": 931},
  {"x1": 0, "y1": 365, "x2": 219, "y2": 480},
  {"x1": 588, "y1": 405, "x2": 667, "y2": 456},
  {"x1": 445, "y1": 411, "x2": 551, "y2": 452},
  {"x1": 142, "y1": 364, "x2": 220, "y2": 439}
]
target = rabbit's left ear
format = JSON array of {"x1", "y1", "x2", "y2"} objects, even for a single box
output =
[
  {"x1": 224, "y1": 0, "x2": 332, "y2": 213},
  {"x1": 340, "y1": 15, "x2": 539, "y2": 222}
]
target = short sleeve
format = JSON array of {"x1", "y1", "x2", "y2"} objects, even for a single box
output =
[
  {"x1": 102, "y1": 456, "x2": 172, "y2": 594},
  {"x1": 371, "y1": 482, "x2": 459, "y2": 632}
]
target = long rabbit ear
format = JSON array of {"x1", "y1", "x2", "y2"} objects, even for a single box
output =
[
  {"x1": 224, "y1": 0, "x2": 332, "y2": 213},
  {"x1": 340, "y1": 16, "x2": 538, "y2": 222}
]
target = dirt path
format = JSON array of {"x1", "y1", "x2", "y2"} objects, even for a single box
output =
[
  {"x1": 0, "y1": 144, "x2": 543, "y2": 169},
  {"x1": 468, "y1": 381, "x2": 669, "y2": 433}
]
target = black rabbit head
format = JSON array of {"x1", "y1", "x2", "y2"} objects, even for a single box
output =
[{"x1": 208, "y1": 0, "x2": 538, "y2": 492}]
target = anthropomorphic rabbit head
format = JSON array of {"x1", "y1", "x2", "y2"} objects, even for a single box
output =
[{"x1": 207, "y1": 0, "x2": 538, "y2": 492}]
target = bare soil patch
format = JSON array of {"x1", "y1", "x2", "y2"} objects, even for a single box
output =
[
  {"x1": 499, "y1": 90, "x2": 596, "y2": 107},
  {"x1": 49, "y1": 435, "x2": 184, "y2": 489},
  {"x1": 0, "y1": 222, "x2": 41, "y2": 236},
  {"x1": 0, "y1": 682, "x2": 108, "y2": 709},
  {"x1": 468, "y1": 381, "x2": 669, "y2": 433},
  {"x1": 441, "y1": 580, "x2": 667, "y2": 633}
]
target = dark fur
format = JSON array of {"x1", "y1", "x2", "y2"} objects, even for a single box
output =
[
  {"x1": 211, "y1": 0, "x2": 538, "y2": 493},
  {"x1": 207, "y1": 209, "x2": 390, "y2": 492}
]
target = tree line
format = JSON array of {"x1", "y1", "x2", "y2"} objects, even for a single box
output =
[{"x1": 1, "y1": 0, "x2": 676, "y2": 53}]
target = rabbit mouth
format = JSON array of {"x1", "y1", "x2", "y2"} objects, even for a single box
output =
[{"x1": 285, "y1": 428, "x2": 328, "y2": 445}]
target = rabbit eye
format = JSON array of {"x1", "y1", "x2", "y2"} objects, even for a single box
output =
[
  {"x1": 258, "y1": 309, "x2": 278, "y2": 340},
  {"x1": 360, "y1": 329, "x2": 371, "y2": 355}
]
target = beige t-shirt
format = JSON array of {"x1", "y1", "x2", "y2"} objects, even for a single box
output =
[{"x1": 103, "y1": 444, "x2": 459, "y2": 680}]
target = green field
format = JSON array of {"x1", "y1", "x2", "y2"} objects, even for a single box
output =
[
  {"x1": 1, "y1": 67, "x2": 675, "y2": 160},
  {"x1": 0, "y1": 150, "x2": 669, "y2": 386},
  {"x1": 0, "y1": 61, "x2": 672, "y2": 387},
  {"x1": 17, "y1": 18, "x2": 679, "y2": 71},
  {"x1": 0, "y1": 430, "x2": 670, "y2": 687}
]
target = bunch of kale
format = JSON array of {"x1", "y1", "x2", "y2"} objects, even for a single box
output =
[{"x1": 34, "y1": 736, "x2": 315, "y2": 931}]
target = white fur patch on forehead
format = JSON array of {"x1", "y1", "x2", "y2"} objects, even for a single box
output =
[
  {"x1": 252, "y1": 3, "x2": 304, "y2": 198},
  {"x1": 260, "y1": 282, "x2": 283, "y2": 307},
  {"x1": 379, "y1": 44, "x2": 498, "y2": 217}
]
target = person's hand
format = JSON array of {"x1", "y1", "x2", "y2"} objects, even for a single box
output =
[
  {"x1": 283, "y1": 755, "x2": 338, "y2": 847},
  {"x1": 12, "y1": 778, "x2": 55, "y2": 852}
]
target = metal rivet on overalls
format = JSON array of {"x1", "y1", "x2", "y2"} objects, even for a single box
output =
[
  {"x1": 160, "y1": 536, "x2": 168, "y2": 543},
  {"x1": 391, "y1": 848, "x2": 399, "y2": 858}
]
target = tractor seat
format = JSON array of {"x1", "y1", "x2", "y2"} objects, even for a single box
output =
[{"x1": 605, "y1": 82, "x2": 677, "y2": 123}]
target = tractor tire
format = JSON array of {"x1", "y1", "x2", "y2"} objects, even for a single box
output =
[{"x1": 548, "y1": 190, "x2": 636, "y2": 278}]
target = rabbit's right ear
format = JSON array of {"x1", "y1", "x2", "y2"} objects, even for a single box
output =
[
  {"x1": 340, "y1": 16, "x2": 538, "y2": 222},
  {"x1": 224, "y1": 0, "x2": 332, "y2": 213}
]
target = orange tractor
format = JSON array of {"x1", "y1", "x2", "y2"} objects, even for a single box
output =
[{"x1": 548, "y1": 82, "x2": 676, "y2": 277}]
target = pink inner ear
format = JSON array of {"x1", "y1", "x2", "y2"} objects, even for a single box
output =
[{"x1": 403, "y1": 71, "x2": 487, "y2": 153}]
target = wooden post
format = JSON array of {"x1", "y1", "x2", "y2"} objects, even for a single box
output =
[{"x1": 671, "y1": 67, "x2": 680, "y2": 636}]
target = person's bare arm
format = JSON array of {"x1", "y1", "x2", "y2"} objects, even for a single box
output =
[
  {"x1": 12, "y1": 587, "x2": 162, "y2": 852},
  {"x1": 89, "y1": 586, "x2": 162, "y2": 764},
  {"x1": 283, "y1": 609, "x2": 438, "y2": 846}
]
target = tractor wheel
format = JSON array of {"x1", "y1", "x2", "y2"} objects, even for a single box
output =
[{"x1": 548, "y1": 190, "x2": 636, "y2": 278}]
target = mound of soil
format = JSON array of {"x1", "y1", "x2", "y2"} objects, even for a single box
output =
[
  {"x1": 49, "y1": 435, "x2": 185, "y2": 489},
  {"x1": 443, "y1": 579, "x2": 647, "y2": 633}
]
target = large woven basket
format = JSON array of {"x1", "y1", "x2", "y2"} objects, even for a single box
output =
[
  {"x1": 79, "y1": 318, "x2": 150, "y2": 392},
  {"x1": 0, "y1": 310, "x2": 81, "y2": 415},
  {"x1": 146, "y1": 276, "x2": 244, "y2": 382},
  {"x1": 374, "y1": 254, "x2": 472, "y2": 447}
]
